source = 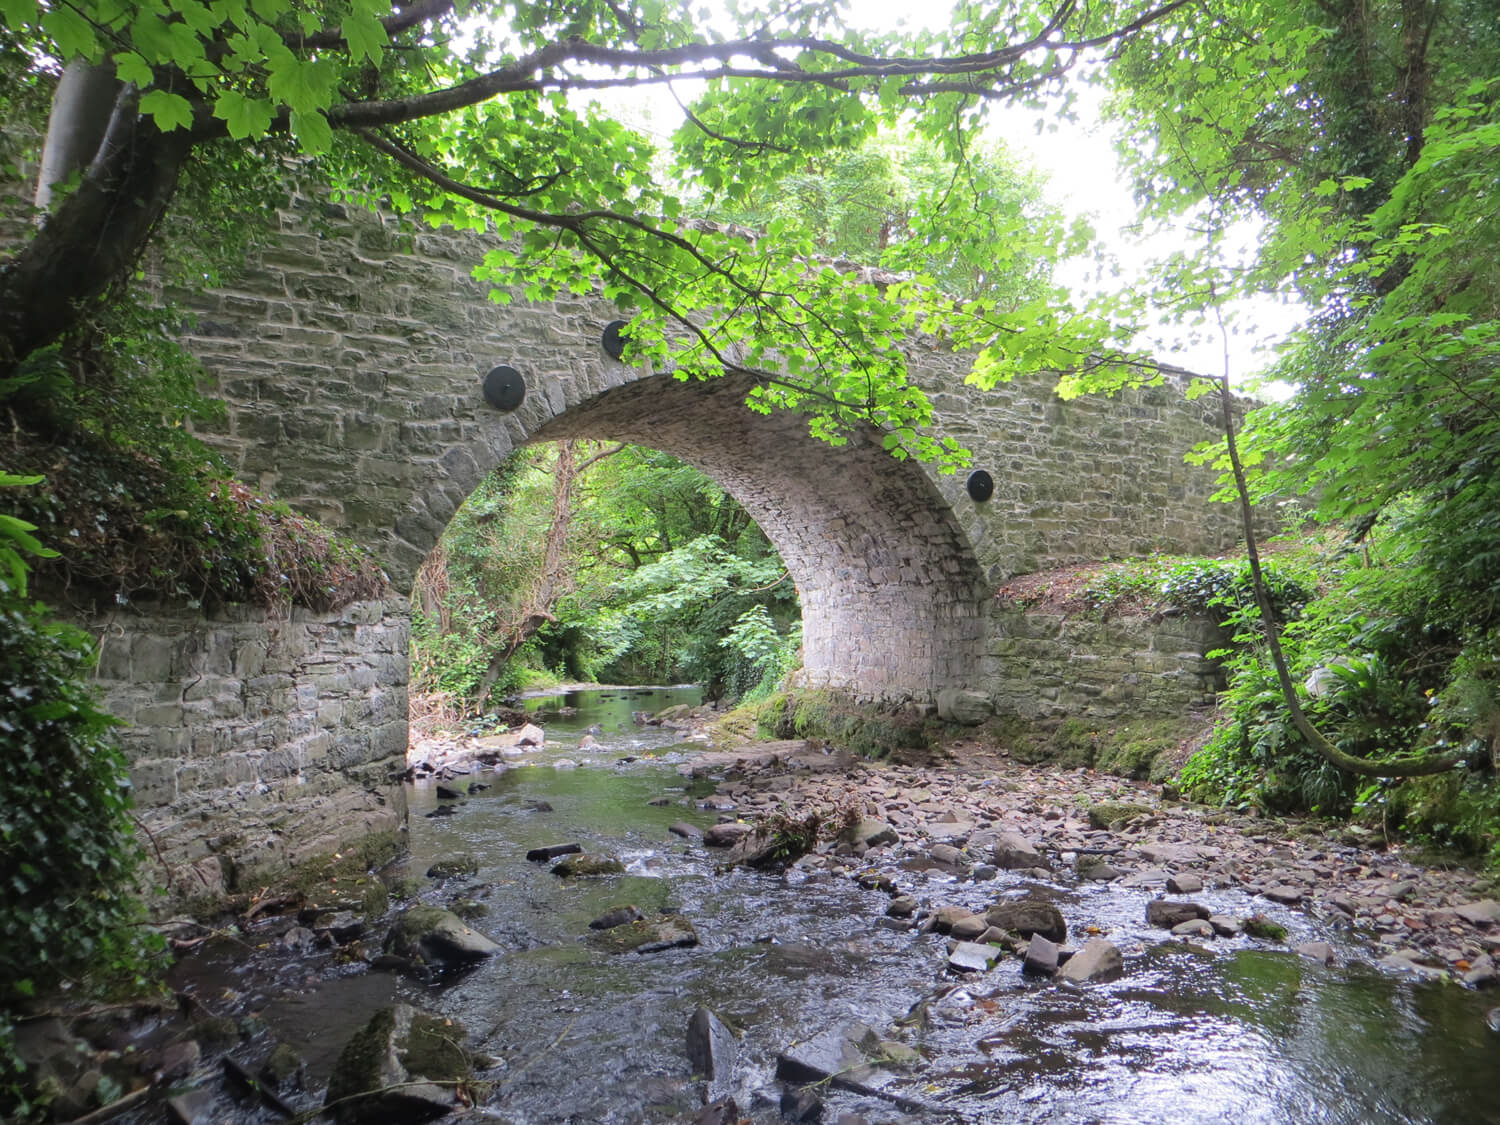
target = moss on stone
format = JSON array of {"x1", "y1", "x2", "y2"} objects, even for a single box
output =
[
  {"x1": 1086, "y1": 802, "x2": 1154, "y2": 830},
  {"x1": 755, "y1": 688, "x2": 933, "y2": 760},
  {"x1": 585, "y1": 914, "x2": 698, "y2": 954},
  {"x1": 550, "y1": 855, "x2": 626, "y2": 877},
  {"x1": 1243, "y1": 915, "x2": 1288, "y2": 941},
  {"x1": 426, "y1": 854, "x2": 479, "y2": 880},
  {"x1": 402, "y1": 1012, "x2": 472, "y2": 1082},
  {"x1": 977, "y1": 714, "x2": 1203, "y2": 783}
]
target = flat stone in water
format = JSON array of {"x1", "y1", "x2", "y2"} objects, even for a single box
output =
[
  {"x1": 1146, "y1": 900, "x2": 1210, "y2": 928},
  {"x1": 1263, "y1": 885, "x2": 1305, "y2": 905},
  {"x1": 1058, "y1": 938, "x2": 1124, "y2": 983},
  {"x1": 1166, "y1": 873, "x2": 1204, "y2": 894},
  {"x1": 550, "y1": 854, "x2": 626, "y2": 877},
  {"x1": 948, "y1": 942, "x2": 1001, "y2": 973}
]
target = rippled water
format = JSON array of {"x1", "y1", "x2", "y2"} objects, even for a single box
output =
[{"x1": 170, "y1": 687, "x2": 1500, "y2": 1124}]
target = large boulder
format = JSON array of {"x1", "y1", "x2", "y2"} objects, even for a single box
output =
[
  {"x1": 382, "y1": 906, "x2": 501, "y2": 969},
  {"x1": 325, "y1": 1004, "x2": 475, "y2": 1124}
]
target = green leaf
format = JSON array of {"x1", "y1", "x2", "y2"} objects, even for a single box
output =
[
  {"x1": 139, "y1": 89, "x2": 195, "y2": 132},
  {"x1": 0, "y1": 0, "x2": 39, "y2": 27},
  {"x1": 212, "y1": 89, "x2": 275, "y2": 140},
  {"x1": 41, "y1": 3, "x2": 100, "y2": 58},
  {"x1": 343, "y1": 9, "x2": 389, "y2": 65},
  {"x1": 289, "y1": 109, "x2": 334, "y2": 154},
  {"x1": 113, "y1": 52, "x2": 156, "y2": 88}
]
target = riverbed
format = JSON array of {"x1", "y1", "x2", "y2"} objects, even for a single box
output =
[{"x1": 156, "y1": 686, "x2": 1500, "y2": 1125}]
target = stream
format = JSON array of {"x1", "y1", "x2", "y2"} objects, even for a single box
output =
[{"x1": 163, "y1": 686, "x2": 1500, "y2": 1125}]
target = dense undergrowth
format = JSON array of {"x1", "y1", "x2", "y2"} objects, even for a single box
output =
[{"x1": 1176, "y1": 524, "x2": 1499, "y2": 867}]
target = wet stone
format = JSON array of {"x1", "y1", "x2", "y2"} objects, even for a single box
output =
[
  {"x1": 985, "y1": 901, "x2": 1067, "y2": 944},
  {"x1": 948, "y1": 942, "x2": 1002, "y2": 973},
  {"x1": 1262, "y1": 885, "x2": 1305, "y2": 905},
  {"x1": 704, "y1": 822, "x2": 753, "y2": 847},
  {"x1": 668, "y1": 821, "x2": 703, "y2": 840},
  {"x1": 526, "y1": 842, "x2": 581, "y2": 862},
  {"x1": 1058, "y1": 938, "x2": 1124, "y2": 983},
  {"x1": 1296, "y1": 941, "x2": 1336, "y2": 965},
  {"x1": 1166, "y1": 873, "x2": 1204, "y2": 894},
  {"x1": 950, "y1": 914, "x2": 990, "y2": 940},
  {"x1": 550, "y1": 854, "x2": 626, "y2": 877},
  {"x1": 1022, "y1": 933, "x2": 1060, "y2": 977},
  {"x1": 588, "y1": 905, "x2": 645, "y2": 931},
  {"x1": 1172, "y1": 919, "x2": 1215, "y2": 939},
  {"x1": 1146, "y1": 900, "x2": 1211, "y2": 928},
  {"x1": 1209, "y1": 915, "x2": 1244, "y2": 937}
]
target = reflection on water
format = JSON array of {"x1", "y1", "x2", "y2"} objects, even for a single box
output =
[{"x1": 176, "y1": 687, "x2": 1500, "y2": 1125}]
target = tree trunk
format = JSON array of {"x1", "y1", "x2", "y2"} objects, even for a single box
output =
[
  {"x1": 1, "y1": 85, "x2": 193, "y2": 378},
  {"x1": 1214, "y1": 375, "x2": 1463, "y2": 778},
  {"x1": 472, "y1": 442, "x2": 581, "y2": 708},
  {"x1": 33, "y1": 61, "x2": 123, "y2": 213}
]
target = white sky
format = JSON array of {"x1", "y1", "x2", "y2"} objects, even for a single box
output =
[{"x1": 577, "y1": 0, "x2": 1305, "y2": 389}]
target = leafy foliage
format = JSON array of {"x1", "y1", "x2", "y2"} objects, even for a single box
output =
[
  {"x1": 0, "y1": 580, "x2": 162, "y2": 1118},
  {"x1": 1179, "y1": 525, "x2": 1494, "y2": 833},
  {"x1": 412, "y1": 444, "x2": 799, "y2": 708}
]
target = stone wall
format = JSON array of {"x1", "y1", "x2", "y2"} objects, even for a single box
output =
[
  {"x1": 168, "y1": 193, "x2": 1248, "y2": 699},
  {"x1": 988, "y1": 607, "x2": 1227, "y2": 721},
  {"x1": 84, "y1": 595, "x2": 409, "y2": 899}
]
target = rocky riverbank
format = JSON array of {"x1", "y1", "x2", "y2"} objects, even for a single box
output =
[{"x1": 682, "y1": 740, "x2": 1500, "y2": 988}]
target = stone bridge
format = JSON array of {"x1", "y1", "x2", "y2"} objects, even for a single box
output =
[{"x1": 176, "y1": 194, "x2": 1241, "y2": 703}]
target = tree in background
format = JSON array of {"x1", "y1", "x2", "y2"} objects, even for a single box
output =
[
  {"x1": 411, "y1": 443, "x2": 797, "y2": 713},
  {"x1": 719, "y1": 130, "x2": 1069, "y2": 306},
  {"x1": 2, "y1": 0, "x2": 1192, "y2": 466},
  {"x1": 1104, "y1": 1, "x2": 1500, "y2": 812}
]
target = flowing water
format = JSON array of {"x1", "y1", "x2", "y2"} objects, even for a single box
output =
[{"x1": 168, "y1": 687, "x2": 1500, "y2": 1124}]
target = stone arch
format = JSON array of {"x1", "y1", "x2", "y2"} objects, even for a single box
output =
[{"x1": 525, "y1": 372, "x2": 990, "y2": 700}]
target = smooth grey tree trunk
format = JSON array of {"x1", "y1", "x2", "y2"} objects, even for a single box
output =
[{"x1": 33, "y1": 61, "x2": 122, "y2": 213}]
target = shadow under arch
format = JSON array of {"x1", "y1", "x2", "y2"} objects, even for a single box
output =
[{"x1": 529, "y1": 371, "x2": 988, "y2": 702}]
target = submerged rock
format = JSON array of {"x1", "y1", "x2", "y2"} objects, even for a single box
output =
[
  {"x1": 587, "y1": 913, "x2": 698, "y2": 954},
  {"x1": 382, "y1": 906, "x2": 501, "y2": 969},
  {"x1": 325, "y1": 1003, "x2": 474, "y2": 1124},
  {"x1": 550, "y1": 854, "x2": 626, "y2": 877},
  {"x1": 425, "y1": 855, "x2": 479, "y2": 880},
  {"x1": 526, "y1": 842, "x2": 581, "y2": 861},
  {"x1": 588, "y1": 905, "x2": 645, "y2": 931}
]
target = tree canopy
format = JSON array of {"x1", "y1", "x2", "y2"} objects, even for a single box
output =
[{"x1": 1, "y1": 0, "x2": 1189, "y2": 465}]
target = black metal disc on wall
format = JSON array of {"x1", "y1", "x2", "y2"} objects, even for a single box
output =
[
  {"x1": 966, "y1": 469, "x2": 994, "y2": 503},
  {"x1": 482, "y1": 365, "x2": 526, "y2": 412},
  {"x1": 602, "y1": 320, "x2": 631, "y2": 360}
]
